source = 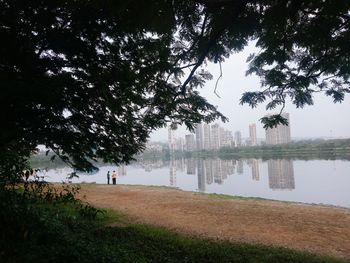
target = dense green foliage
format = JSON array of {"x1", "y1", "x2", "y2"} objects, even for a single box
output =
[
  {"x1": 240, "y1": 0, "x2": 350, "y2": 128},
  {"x1": 0, "y1": 185, "x2": 346, "y2": 263},
  {"x1": 1, "y1": 0, "x2": 350, "y2": 176}
]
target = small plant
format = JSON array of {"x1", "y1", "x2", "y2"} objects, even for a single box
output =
[{"x1": 78, "y1": 203, "x2": 105, "y2": 219}]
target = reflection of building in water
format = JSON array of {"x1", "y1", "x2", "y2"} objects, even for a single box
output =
[
  {"x1": 250, "y1": 159, "x2": 260, "y2": 181},
  {"x1": 197, "y1": 159, "x2": 206, "y2": 191},
  {"x1": 221, "y1": 160, "x2": 229, "y2": 180},
  {"x1": 204, "y1": 160, "x2": 213, "y2": 185},
  {"x1": 118, "y1": 165, "x2": 127, "y2": 176},
  {"x1": 212, "y1": 159, "x2": 223, "y2": 184},
  {"x1": 138, "y1": 159, "x2": 165, "y2": 172},
  {"x1": 227, "y1": 160, "x2": 235, "y2": 175},
  {"x1": 236, "y1": 160, "x2": 243, "y2": 174},
  {"x1": 268, "y1": 159, "x2": 295, "y2": 190},
  {"x1": 169, "y1": 158, "x2": 176, "y2": 187},
  {"x1": 195, "y1": 158, "x2": 235, "y2": 188},
  {"x1": 176, "y1": 158, "x2": 185, "y2": 171},
  {"x1": 186, "y1": 158, "x2": 196, "y2": 175}
]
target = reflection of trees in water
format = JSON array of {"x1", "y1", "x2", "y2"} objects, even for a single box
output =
[
  {"x1": 268, "y1": 159, "x2": 295, "y2": 190},
  {"x1": 133, "y1": 159, "x2": 166, "y2": 171}
]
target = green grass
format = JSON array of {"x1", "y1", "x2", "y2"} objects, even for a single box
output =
[
  {"x1": 197, "y1": 192, "x2": 272, "y2": 201},
  {"x1": 0, "y1": 188, "x2": 347, "y2": 263}
]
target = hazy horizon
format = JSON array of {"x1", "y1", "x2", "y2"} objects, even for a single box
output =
[{"x1": 150, "y1": 42, "x2": 350, "y2": 142}]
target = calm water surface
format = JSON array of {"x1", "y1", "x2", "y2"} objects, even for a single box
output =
[{"x1": 38, "y1": 158, "x2": 350, "y2": 208}]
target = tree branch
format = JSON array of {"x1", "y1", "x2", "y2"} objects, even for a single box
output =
[{"x1": 214, "y1": 61, "x2": 222, "y2": 98}]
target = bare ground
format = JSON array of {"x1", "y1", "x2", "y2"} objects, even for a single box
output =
[{"x1": 79, "y1": 184, "x2": 350, "y2": 259}]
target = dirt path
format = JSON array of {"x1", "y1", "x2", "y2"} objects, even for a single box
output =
[{"x1": 79, "y1": 185, "x2": 350, "y2": 259}]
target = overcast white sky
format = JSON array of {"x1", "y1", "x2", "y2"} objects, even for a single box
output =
[{"x1": 151, "y1": 42, "x2": 350, "y2": 142}]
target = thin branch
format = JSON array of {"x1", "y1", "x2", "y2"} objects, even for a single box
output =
[
  {"x1": 177, "y1": 62, "x2": 198, "y2": 70},
  {"x1": 214, "y1": 61, "x2": 222, "y2": 98},
  {"x1": 321, "y1": 73, "x2": 341, "y2": 82},
  {"x1": 279, "y1": 100, "x2": 286, "y2": 115}
]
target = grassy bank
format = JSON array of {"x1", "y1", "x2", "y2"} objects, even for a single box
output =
[{"x1": 0, "y1": 185, "x2": 346, "y2": 263}]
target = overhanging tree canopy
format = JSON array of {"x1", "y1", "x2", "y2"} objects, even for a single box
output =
[{"x1": 1, "y1": 0, "x2": 349, "y2": 176}]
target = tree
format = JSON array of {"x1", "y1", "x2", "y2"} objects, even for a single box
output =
[{"x1": 1, "y1": 0, "x2": 349, "y2": 178}]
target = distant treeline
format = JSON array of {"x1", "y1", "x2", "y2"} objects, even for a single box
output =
[
  {"x1": 31, "y1": 139, "x2": 350, "y2": 168},
  {"x1": 29, "y1": 152, "x2": 67, "y2": 169},
  {"x1": 29, "y1": 152, "x2": 112, "y2": 170},
  {"x1": 140, "y1": 138, "x2": 350, "y2": 161},
  {"x1": 216, "y1": 139, "x2": 350, "y2": 161}
]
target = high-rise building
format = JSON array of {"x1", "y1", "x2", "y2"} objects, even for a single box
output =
[
  {"x1": 220, "y1": 130, "x2": 233, "y2": 147},
  {"x1": 185, "y1": 134, "x2": 196, "y2": 151},
  {"x1": 234, "y1": 131, "x2": 242, "y2": 147},
  {"x1": 203, "y1": 123, "x2": 211, "y2": 150},
  {"x1": 249, "y1": 124, "x2": 257, "y2": 146},
  {"x1": 168, "y1": 126, "x2": 176, "y2": 152},
  {"x1": 195, "y1": 123, "x2": 203, "y2": 150},
  {"x1": 175, "y1": 138, "x2": 184, "y2": 152},
  {"x1": 265, "y1": 113, "x2": 291, "y2": 145},
  {"x1": 211, "y1": 124, "x2": 221, "y2": 149}
]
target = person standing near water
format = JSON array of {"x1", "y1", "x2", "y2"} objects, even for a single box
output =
[
  {"x1": 107, "y1": 171, "x2": 110, "y2": 184},
  {"x1": 112, "y1": 170, "x2": 117, "y2": 185}
]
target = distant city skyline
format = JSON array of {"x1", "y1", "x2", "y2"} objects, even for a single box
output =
[{"x1": 151, "y1": 41, "x2": 350, "y2": 142}]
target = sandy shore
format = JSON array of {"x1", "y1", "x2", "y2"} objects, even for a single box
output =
[{"x1": 79, "y1": 184, "x2": 350, "y2": 259}]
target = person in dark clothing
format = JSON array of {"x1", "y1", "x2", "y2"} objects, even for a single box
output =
[{"x1": 107, "y1": 171, "x2": 110, "y2": 184}]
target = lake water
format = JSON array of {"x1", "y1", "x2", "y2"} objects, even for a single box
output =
[{"x1": 37, "y1": 157, "x2": 350, "y2": 208}]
